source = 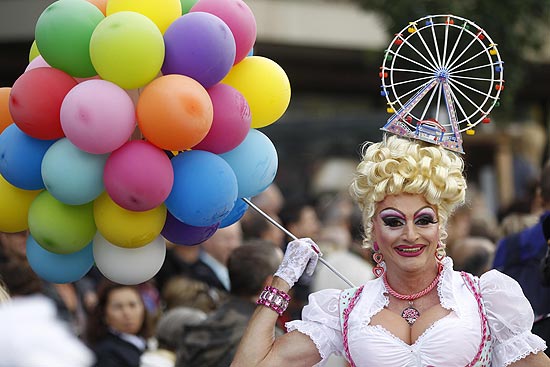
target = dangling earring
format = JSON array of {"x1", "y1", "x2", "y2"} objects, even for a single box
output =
[
  {"x1": 435, "y1": 242, "x2": 446, "y2": 272},
  {"x1": 372, "y1": 242, "x2": 384, "y2": 278}
]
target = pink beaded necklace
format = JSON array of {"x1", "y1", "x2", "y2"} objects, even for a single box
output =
[{"x1": 383, "y1": 271, "x2": 441, "y2": 326}]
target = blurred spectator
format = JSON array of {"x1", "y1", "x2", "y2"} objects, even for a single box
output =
[
  {"x1": 451, "y1": 236, "x2": 495, "y2": 276},
  {"x1": 0, "y1": 279, "x2": 9, "y2": 303},
  {"x1": 493, "y1": 160, "x2": 550, "y2": 352},
  {"x1": 240, "y1": 209, "x2": 285, "y2": 249},
  {"x1": 540, "y1": 215, "x2": 550, "y2": 287},
  {"x1": 279, "y1": 199, "x2": 321, "y2": 243},
  {"x1": 161, "y1": 276, "x2": 224, "y2": 314},
  {"x1": 176, "y1": 240, "x2": 284, "y2": 367},
  {"x1": 198, "y1": 222, "x2": 243, "y2": 291},
  {"x1": 0, "y1": 230, "x2": 27, "y2": 262},
  {"x1": 155, "y1": 242, "x2": 202, "y2": 294},
  {"x1": 156, "y1": 222, "x2": 243, "y2": 294},
  {"x1": 0, "y1": 259, "x2": 95, "y2": 367},
  {"x1": 250, "y1": 183, "x2": 285, "y2": 217},
  {"x1": 140, "y1": 307, "x2": 207, "y2": 367},
  {"x1": 311, "y1": 224, "x2": 374, "y2": 292},
  {"x1": 279, "y1": 198, "x2": 321, "y2": 321},
  {"x1": 0, "y1": 230, "x2": 88, "y2": 335},
  {"x1": 85, "y1": 280, "x2": 153, "y2": 367}
]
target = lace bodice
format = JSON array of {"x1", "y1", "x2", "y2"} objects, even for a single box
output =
[{"x1": 286, "y1": 258, "x2": 546, "y2": 367}]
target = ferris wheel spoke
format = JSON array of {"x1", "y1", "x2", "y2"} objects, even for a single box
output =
[
  {"x1": 449, "y1": 88, "x2": 469, "y2": 123},
  {"x1": 451, "y1": 61, "x2": 498, "y2": 75},
  {"x1": 392, "y1": 78, "x2": 435, "y2": 107},
  {"x1": 441, "y1": 21, "x2": 452, "y2": 66},
  {"x1": 451, "y1": 75, "x2": 496, "y2": 83},
  {"x1": 400, "y1": 38, "x2": 438, "y2": 71},
  {"x1": 419, "y1": 82, "x2": 440, "y2": 120},
  {"x1": 390, "y1": 68, "x2": 434, "y2": 76},
  {"x1": 448, "y1": 79, "x2": 489, "y2": 114},
  {"x1": 448, "y1": 77, "x2": 492, "y2": 99},
  {"x1": 448, "y1": 47, "x2": 491, "y2": 74},
  {"x1": 388, "y1": 49, "x2": 436, "y2": 73},
  {"x1": 390, "y1": 75, "x2": 434, "y2": 88},
  {"x1": 443, "y1": 24, "x2": 468, "y2": 70},
  {"x1": 429, "y1": 19, "x2": 443, "y2": 67},
  {"x1": 445, "y1": 36, "x2": 479, "y2": 70},
  {"x1": 407, "y1": 26, "x2": 440, "y2": 69}
]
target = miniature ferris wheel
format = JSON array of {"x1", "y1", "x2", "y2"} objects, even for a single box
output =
[{"x1": 379, "y1": 14, "x2": 504, "y2": 153}]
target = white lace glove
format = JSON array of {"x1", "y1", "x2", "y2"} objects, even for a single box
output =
[{"x1": 274, "y1": 238, "x2": 322, "y2": 288}]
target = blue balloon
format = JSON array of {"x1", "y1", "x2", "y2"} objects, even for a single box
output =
[
  {"x1": 41, "y1": 138, "x2": 108, "y2": 205},
  {"x1": 219, "y1": 197, "x2": 249, "y2": 228},
  {"x1": 162, "y1": 210, "x2": 219, "y2": 245},
  {"x1": 165, "y1": 150, "x2": 238, "y2": 227},
  {"x1": 26, "y1": 235, "x2": 94, "y2": 283},
  {"x1": 220, "y1": 129, "x2": 278, "y2": 198},
  {"x1": 0, "y1": 124, "x2": 56, "y2": 190}
]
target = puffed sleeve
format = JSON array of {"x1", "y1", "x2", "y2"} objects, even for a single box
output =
[
  {"x1": 480, "y1": 270, "x2": 547, "y2": 366},
  {"x1": 285, "y1": 289, "x2": 344, "y2": 366}
]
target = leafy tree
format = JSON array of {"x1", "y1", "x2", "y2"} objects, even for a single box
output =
[{"x1": 351, "y1": 0, "x2": 550, "y2": 120}]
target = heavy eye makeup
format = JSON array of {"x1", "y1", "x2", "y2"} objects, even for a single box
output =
[
  {"x1": 414, "y1": 208, "x2": 438, "y2": 226},
  {"x1": 380, "y1": 209, "x2": 406, "y2": 227}
]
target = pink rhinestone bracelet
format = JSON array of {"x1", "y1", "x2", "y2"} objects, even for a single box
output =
[{"x1": 256, "y1": 285, "x2": 291, "y2": 316}]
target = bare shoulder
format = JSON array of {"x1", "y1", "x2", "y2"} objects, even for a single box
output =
[{"x1": 508, "y1": 351, "x2": 550, "y2": 367}]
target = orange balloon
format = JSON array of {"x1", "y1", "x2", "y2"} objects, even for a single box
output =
[
  {"x1": 0, "y1": 88, "x2": 14, "y2": 134},
  {"x1": 137, "y1": 75, "x2": 213, "y2": 151},
  {"x1": 86, "y1": 0, "x2": 108, "y2": 15}
]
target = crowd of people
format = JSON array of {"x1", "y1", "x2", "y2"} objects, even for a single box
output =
[{"x1": 1, "y1": 132, "x2": 550, "y2": 366}]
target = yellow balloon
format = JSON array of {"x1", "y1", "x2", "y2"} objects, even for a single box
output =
[
  {"x1": 222, "y1": 56, "x2": 291, "y2": 129},
  {"x1": 107, "y1": 0, "x2": 182, "y2": 34},
  {"x1": 93, "y1": 192, "x2": 167, "y2": 248},
  {"x1": 29, "y1": 40, "x2": 40, "y2": 62},
  {"x1": 90, "y1": 11, "x2": 165, "y2": 89},
  {"x1": 0, "y1": 174, "x2": 41, "y2": 232}
]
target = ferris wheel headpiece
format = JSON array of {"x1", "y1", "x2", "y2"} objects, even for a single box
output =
[{"x1": 379, "y1": 14, "x2": 504, "y2": 153}]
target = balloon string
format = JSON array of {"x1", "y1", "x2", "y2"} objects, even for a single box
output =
[{"x1": 241, "y1": 198, "x2": 356, "y2": 288}]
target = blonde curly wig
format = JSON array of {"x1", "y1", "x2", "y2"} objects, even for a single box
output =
[{"x1": 349, "y1": 135, "x2": 467, "y2": 249}]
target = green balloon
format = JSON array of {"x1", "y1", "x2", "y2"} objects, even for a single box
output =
[
  {"x1": 28, "y1": 191, "x2": 97, "y2": 255},
  {"x1": 35, "y1": 0, "x2": 104, "y2": 78},
  {"x1": 181, "y1": 0, "x2": 198, "y2": 14}
]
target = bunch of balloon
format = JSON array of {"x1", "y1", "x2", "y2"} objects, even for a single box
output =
[{"x1": 0, "y1": 0, "x2": 290, "y2": 285}]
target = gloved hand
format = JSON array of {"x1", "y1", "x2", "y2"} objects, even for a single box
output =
[{"x1": 274, "y1": 238, "x2": 322, "y2": 288}]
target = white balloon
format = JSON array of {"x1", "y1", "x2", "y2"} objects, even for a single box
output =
[{"x1": 93, "y1": 232, "x2": 166, "y2": 285}]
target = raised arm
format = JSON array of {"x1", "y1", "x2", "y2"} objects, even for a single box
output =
[{"x1": 231, "y1": 238, "x2": 323, "y2": 367}]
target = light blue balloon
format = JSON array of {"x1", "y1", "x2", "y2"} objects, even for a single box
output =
[
  {"x1": 219, "y1": 197, "x2": 249, "y2": 228},
  {"x1": 41, "y1": 138, "x2": 108, "y2": 205},
  {"x1": 26, "y1": 235, "x2": 94, "y2": 284},
  {"x1": 165, "y1": 150, "x2": 238, "y2": 227},
  {"x1": 0, "y1": 124, "x2": 56, "y2": 190},
  {"x1": 220, "y1": 129, "x2": 278, "y2": 198}
]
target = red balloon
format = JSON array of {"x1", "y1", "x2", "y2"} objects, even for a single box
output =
[{"x1": 9, "y1": 68, "x2": 77, "y2": 140}]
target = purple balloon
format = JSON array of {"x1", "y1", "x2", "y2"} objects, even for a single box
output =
[
  {"x1": 162, "y1": 12, "x2": 236, "y2": 88},
  {"x1": 162, "y1": 211, "x2": 220, "y2": 245}
]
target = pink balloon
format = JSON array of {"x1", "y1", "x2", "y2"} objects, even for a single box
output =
[
  {"x1": 25, "y1": 56, "x2": 51, "y2": 72},
  {"x1": 193, "y1": 83, "x2": 251, "y2": 154},
  {"x1": 103, "y1": 140, "x2": 174, "y2": 212},
  {"x1": 190, "y1": 0, "x2": 256, "y2": 64},
  {"x1": 60, "y1": 79, "x2": 136, "y2": 154}
]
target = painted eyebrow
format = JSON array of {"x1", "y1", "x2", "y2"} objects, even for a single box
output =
[
  {"x1": 379, "y1": 206, "x2": 435, "y2": 218},
  {"x1": 378, "y1": 208, "x2": 404, "y2": 218},
  {"x1": 414, "y1": 206, "x2": 436, "y2": 218}
]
